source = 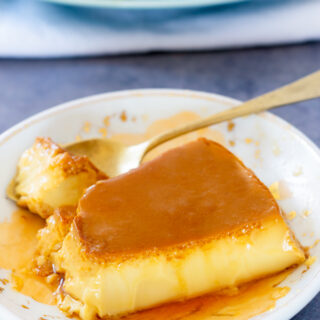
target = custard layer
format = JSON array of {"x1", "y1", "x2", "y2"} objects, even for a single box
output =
[
  {"x1": 56, "y1": 218, "x2": 304, "y2": 319},
  {"x1": 53, "y1": 139, "x2": 305, "y2": 319}
]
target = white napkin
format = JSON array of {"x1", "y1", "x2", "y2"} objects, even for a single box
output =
[{"x1": 0, "y1": 0, "x2": 320, "y2": 58}]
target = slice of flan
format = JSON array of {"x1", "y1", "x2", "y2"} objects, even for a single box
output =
[
  {"x1": 53, "y1": 138, "x2": 305, "y2": 320},
  {"x1": 13, "y1": 137, "x2": 107, "y2": 218}
]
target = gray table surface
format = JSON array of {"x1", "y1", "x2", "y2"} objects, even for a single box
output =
[{"x1": 0, "y1": 42, "x2": 320, "y2": 319}]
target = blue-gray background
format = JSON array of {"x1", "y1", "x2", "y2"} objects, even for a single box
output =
[{"x1": 0, "y1": 42, "x2": 319, "y2": 319}]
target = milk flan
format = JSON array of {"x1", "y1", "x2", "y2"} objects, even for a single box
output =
[
  {"x1": 35, "y1": 206, "x2": 76, "y2": 277},
  {"x1": 53, "y1": 138, "x2": 305, "y2": 320},
  {"x1": 13, "y1": 137, "x2": 107, "y2": 218}
]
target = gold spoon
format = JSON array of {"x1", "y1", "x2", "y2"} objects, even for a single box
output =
[
  {"x1": 65, "y1": 70, "x2": 320, "y2": 177},
  {"x1": 6, "y1": 70, "x2": 320, "y2": 201}
]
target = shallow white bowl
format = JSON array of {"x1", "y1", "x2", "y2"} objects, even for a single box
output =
[
  {"x1": 0, "y1": 89, "x2": 319, "y2": 320},
  {"x1": 40, "y1": 0, "x2": 247, "y2": 10}
]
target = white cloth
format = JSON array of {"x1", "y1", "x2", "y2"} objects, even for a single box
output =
[{"x1": 0, "y1": 0, "x2": 320, "y2": 58}]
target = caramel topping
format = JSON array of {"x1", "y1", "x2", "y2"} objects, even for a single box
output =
[{"x1": 76, "y1": 138, "x2": 280, "y2": 256}]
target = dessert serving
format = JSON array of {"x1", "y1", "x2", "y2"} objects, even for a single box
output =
[
  {"x1": 12, "y1": 137, "x2": 107, "y2": 219},
  {"x1": 7, "y1": 135, "x2": 305, "y2": 320}
]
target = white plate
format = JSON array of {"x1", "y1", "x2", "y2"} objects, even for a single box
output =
[
  {"x1": 0, "y1": 89, "x2": 319, "y2": 320},
  {"x1": 40, "y1": 0, "x2": 247, "y2": 10}
]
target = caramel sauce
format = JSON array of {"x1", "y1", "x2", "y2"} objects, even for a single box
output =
[
  {"x1": 77, "y1": 138, "x2": 279, "y2": 256},
  {"x1": 120, "y1": 270, "x2": 291, "y2": 320},
  {"x1": 120, "y1": 111, "x2": 128, "y2": 122},
  {"x1": 0, "y1": 112, "x2": 298, "y2": 319},
  {"x1": 0, "y1": 209, "x2": 55, "y2": 305},
  {"x1": 227, "y1": 121, "x2": 235, "y2": 132},
  {"x1": 0, "y1": 209, "x2": 44, "y2": 270},
  {"x1": 11, "y1": 272, "x2": 55, "y2": 305}
]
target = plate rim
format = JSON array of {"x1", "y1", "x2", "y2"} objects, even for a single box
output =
[
  {"x1": 40, "y1": 0, "x2": 247, "y2": 10},
  {"x1": 0, "y1": 88, "x2": 319, "y2": 320}
]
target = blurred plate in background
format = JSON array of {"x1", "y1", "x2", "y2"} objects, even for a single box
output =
[{"x1": 40, "y1": 0, "x2": 248, "y2": 10}]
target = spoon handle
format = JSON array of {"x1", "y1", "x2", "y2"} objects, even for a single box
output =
[{"x1": 145, "y1": 70, "x2": 320, "y2": 153}]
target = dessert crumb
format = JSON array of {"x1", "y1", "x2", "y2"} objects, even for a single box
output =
[
  {"x1": 120, "y1": 111, "x2": 127, "y2": 122},
  {"x1": 269, "y1": 182, "x2": 280, "y2": 200},
  {"x1": 0, "y1": 279, "x2": 8, "y2": 285},
  {"x1": 99, "y1": 127, "x2": 107, "y2": 138},
  {"x1": 103, "y1": 116, "x2": 111, "y2": 127},
  {"x1": 229, "y1": 140, "x2": 235, "y2": 147},
  {"x1": 245, "y1": 138, "x2": 253, "y2": 144},
  {"x1": 306, "y1": 239, "x2": 320, "y2": 251},
  {"x1": 83, "y1": 121, "x2": 91, "y2": 133},
  {"x1": 303, "y1": 210, "x2": 311, "y2": 218},
  {"x1": 269, "y1": 181, "x2": 292, "y2": 200},
  {"x1": 75, "y1": 135, "x2": 82, "y2": 142},
  {"x1": 286, "y1": 211, "x2": 296, "y2": 220},
  {"x1": 227, "y1": 121, "x2": 235, "y2": 132},
  {"x1": 305, "y1": 256, "x2": 317, "y2": 267},
  {"x1": 46, "y1": 273, "x2": 59, "y2": 285},
  {"x1": 21, "y1": 305, "x2": 29, "y2": 309}
]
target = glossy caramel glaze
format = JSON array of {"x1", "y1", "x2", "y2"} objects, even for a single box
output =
[{"x1": 76, "y1": 138, "x2": 281, "y2": 257}]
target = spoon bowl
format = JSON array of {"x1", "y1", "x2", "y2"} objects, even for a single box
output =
[{"x1": 65, "y1": 139, "x2": 149, "y2": 177}]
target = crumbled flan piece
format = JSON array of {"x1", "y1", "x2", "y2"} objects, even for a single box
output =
[
  {"x1": 34, "y1": 206, "x2": 76, "y2": 278},
  {"x1": 13, "y1": 137, "x2": 107, "y2": 218},
  {"x1": 53, "y1": 138, "x2": 305, "y2": 320}
]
